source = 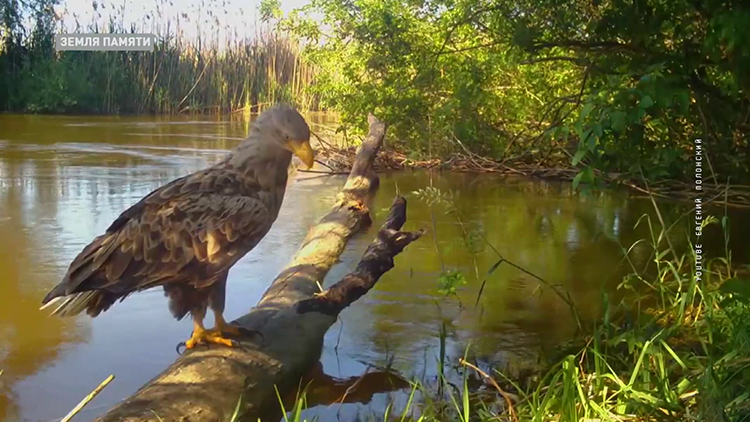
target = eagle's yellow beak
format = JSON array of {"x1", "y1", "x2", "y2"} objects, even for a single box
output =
[{"x1": 289, "y1": 140, "x2": 315, "y2": 169}]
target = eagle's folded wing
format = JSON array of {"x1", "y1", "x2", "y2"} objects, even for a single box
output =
[{"x1": 41, "y1": 170, "x2": 271, "y2": 315}]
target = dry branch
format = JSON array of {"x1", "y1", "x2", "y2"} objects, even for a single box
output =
[
  {"x1": 297, "y1": 196, "x2": 423, "y2": 316},
  {"x1": 95, "y1": 114, "x2": 420, "y2": 422}
]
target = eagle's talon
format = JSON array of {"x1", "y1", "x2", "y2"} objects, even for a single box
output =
[
  {"x1": 237, "y1": 327, "x2": 264, "y2": 341},
  {"x1": 176, "y1": 341, "x2": 187, "y2": 355},
  {"x1": 313, "y1": 291, "x2": 328, "y2": 300},
  {"x1": 183, "y1": 327, "x2": 236, "y2": 349},
  {"x1": 217, "y1": 322, "x2": 242, "y2": 336}
]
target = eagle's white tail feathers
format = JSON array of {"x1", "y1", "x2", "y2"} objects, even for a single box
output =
[{"x1": 39, "y1": 291, "x2": 98, "y2": 317}]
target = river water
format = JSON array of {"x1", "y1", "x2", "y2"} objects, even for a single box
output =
[{"x1": 0, "y1": 114, "x2": 747, "y2": 422}]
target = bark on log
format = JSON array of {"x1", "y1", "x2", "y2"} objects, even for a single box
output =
[{"x1": 96, "y1": 115, "x2": 420, "y2": 422}]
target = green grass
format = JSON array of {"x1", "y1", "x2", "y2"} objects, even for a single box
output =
[{"x1": 426, "y1": 205, "x2": 748, "y2": 422}]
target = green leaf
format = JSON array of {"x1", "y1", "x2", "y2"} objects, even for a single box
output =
[
  {"x1": 572, "y1": 171, "x2": 584, "y2": 190},
  {"x1": 611, "y1": 111, "x2": 627, "y2": 132},
  {"x1": 580, "y1": 128, "x2": 592, "y2": 144},
  {"x1": 583, "y1": 166, "x2": 595, "y2": 182},
  {"x1": 438, "y1": 270, "x2": 467, "y2": 296},
  {"x1": 592, "y1": 123, "x2": 603, "y2": 138},
  {"x1": 572, "y1": 149, "x2": 586, "y2": 166},
  {"x1": 574, "y1": 121, "x2": 583, "y2": 136},
  {"x1": 259, "y1": 0, "x2": 283, "y2": 22},
  {"x1": 586, "y1": 131, "x2": 598, "y2": 151},
  {"x1": 639, "y1": 95, "x2": 654, "y2": 109},
  {"x1": 581, "y1": 102, "x2": 594, "y2": 120}
]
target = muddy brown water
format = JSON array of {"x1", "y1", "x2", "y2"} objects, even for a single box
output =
[{"x1": 0, "y1": 114, "x2": 747, "y2": 422}]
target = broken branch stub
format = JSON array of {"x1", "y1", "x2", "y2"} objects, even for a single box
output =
[{"x1": 296, "y1": 196, "x2": 423, "y2": 316}]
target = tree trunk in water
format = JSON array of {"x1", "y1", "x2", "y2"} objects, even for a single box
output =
[{"x1": 96, "y1": 114, "x2": 421, "y2": 422}]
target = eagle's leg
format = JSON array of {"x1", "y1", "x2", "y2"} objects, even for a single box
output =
[
  {"x1": 207, "y1": 272, "x2": 241, "y2": 336},
  {"x1": 213, "y1": 311, "x2": 241, "y2": 335},
  {"x1": 184, "y1": 297, "x2": 234, "y2": 349},
  {"x1": 209, "y1": 272, "x2": 263, "y2": 340}
]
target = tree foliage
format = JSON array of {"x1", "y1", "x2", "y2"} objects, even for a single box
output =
[{"x1": 272, "y1": 0, "x2": 750, "y2": 183}]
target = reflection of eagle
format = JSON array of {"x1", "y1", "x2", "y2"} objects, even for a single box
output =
[{"x1": 40, "y1": 105, "x2": 314, "y2": 349}]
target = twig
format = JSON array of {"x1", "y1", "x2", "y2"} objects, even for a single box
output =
[
  {"x1": 459, "y1": 359, "x2": 517, "y2": 422},
  {"x1": 176, "y1": 59, "x2": 211, "y2": 110},
  {"x1": 334, "y1": 367, "x2": 371, "y2": 405},
  {"x1": 61, "y1": 374, "x2": 115, "y2": 422},
  {"x1": 310, "y1": 130, "x2": 334, "y2": 152}
]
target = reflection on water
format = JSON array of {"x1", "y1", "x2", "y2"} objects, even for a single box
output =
[{"x1": 0, "y1": 114, "x2": 748, "y2": 422}]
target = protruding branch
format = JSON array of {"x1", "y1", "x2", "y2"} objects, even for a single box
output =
[{"x1": 297, "y1": 196, "x2": 423, "y2": 316}]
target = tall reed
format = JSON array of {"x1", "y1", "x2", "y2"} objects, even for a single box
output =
[{"x1": 0, "y1": 1, "x2": 320, "y2": 114}]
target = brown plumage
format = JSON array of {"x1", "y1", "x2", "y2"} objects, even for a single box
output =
[{"x1": 40, "y1": 104, "x2": 314, "y2": 348}]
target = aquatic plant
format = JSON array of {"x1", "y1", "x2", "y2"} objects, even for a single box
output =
[
  {"x1": 273, "y1": 195, "x2": 749, "y2": 422},
  {"x1": 438, "y1": 204, "x2": 747, "y2": 421},
  {"x1": 0, "y1": 0, "x2": 320, "y2": 114}
]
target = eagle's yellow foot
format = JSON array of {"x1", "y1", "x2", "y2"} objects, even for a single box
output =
[
  {"x1": 184, "y1": 327, "x2": 235, "y2": 349},
  {"x1": 313, "y1": 290, "x2": 329, "y2": 299},
  {"x1": 216, "y1": 314, "x2": 264, "y2": 341},
  {"x1": 216, "y1": 321, "x2": 242, "y2": 336}
]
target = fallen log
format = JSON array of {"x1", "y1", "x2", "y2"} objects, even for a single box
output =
[{"x1": 96, "y1": 114, "x2": 422, "y2": 422}]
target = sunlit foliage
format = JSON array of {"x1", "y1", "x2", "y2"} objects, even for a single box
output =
[{"x1": 272, "y1": 0, "x2": 750, "y2": 183}]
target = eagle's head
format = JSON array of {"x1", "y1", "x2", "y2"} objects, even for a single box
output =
[{"x1": 244, "y1": 104, "x2": 314, "y2": 169}]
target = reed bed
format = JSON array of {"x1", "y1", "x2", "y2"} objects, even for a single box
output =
[{"x1": 0, "y1": 1, "x2": 320, "y2": 114}]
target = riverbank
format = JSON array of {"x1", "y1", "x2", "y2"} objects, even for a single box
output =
[{"x1": 312, "y1": 142, "x2": 750, "y2": 210}]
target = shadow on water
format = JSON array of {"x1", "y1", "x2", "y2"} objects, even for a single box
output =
[{"x1": 0, "y1": 114, "x2": 748, "y2": 421}]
